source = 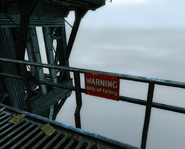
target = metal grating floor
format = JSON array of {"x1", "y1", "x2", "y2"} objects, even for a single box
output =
[{"x1": 0, "y1": 103, "x2": 140, "y2": 149}]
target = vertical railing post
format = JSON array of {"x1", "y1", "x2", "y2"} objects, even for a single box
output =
[
  {"x1": 21, "y1": 64, "x2": 32, "y2": 112},
  {"x1": 74, "y1": 71, "x2": 82, "y2": 128},
  {"x1": 141, "y1": 83, "x2": 155, "y2": 149}
]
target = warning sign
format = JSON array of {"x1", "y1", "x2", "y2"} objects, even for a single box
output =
[{"x1": 85, "y1": 72, "x2": 120, "y2": 100}]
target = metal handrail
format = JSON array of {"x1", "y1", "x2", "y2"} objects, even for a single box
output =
[
  {"x1": 0, "y1": 58, "x2": 185, "y2": 87},
  {"x1": 0, "y1": 57, "x2": 185, "y2": 149}
]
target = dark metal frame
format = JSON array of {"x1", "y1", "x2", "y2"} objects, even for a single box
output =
[{"x1": 0, "y1": 57, "x2": 185, "y2": 149}]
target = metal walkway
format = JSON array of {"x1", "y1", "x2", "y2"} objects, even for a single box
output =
[{"x1": 0, "y1": 103, "x2": 140, "y2": 149}]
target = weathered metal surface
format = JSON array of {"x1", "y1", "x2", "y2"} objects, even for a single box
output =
[
  {"x1": 0, "y1": 103, "x2": 140, "y2": 149},
  {"x1": 27, "y1": 31, "x2": 37, "y2": 77},
  {"x1": 0, "y1": 0, "x2": 105, "y2": 28},
  {"x1": 56, "y1": 26, "x2": 71, "y2": 81},
  {"x1": 1, "y1": 58, "x2": 185, "y2": 89},
  {"x1": 29, "y1": 27, "x2": 48, "y2": 94},
  {"x1": 0, "y1": 29, "x2": 25, "y2": 110},
  {"x1": 30, "y1": 80, "x2": 72, "y2": 115},
  {"x1": 0, "y1": 13, "x2": 65, "y2": 27},
  {"x1": 0, "y1": 72, "x2": 75, "y2": 90},
  {"x1": 40, "y1": 123, "x2": 55, "y2": 137},
  {"x1": 42, "y1": 27, "x2": 58, "y2": 120},
  {"x1": 42, "y1": 27, "x2": 57, "y2": 84},
  {"x1": 41, "y1": 0, "x2": 105, "y2": 10},
  {"x1": 0, "y1": 1, "x2": 66, "y2": 27},
  {"x1": 8, "y1": 113, "x2": 26, "y2": 124}
]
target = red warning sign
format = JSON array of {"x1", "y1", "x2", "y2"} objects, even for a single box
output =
[{"x1": 85, "y1": 72, "x2": 120, "y2": 101}]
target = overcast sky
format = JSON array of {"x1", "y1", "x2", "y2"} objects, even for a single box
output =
[
  {"x1": 56, "y1": 1, "x2": 185, "y2": 149},
  {"x1": 66, "y1": 0, "x2": 185, "y2": 29},
  {"x1": 66, "y1": 0, "x2": 185, "y2": 81}
]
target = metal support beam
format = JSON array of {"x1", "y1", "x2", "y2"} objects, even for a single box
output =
[
  {"x1": 27, "y1": 29, "x2": 37, "y2": 77},
  {"x1": 17, "y1": 0, "x2": 37, "y2": 60},
  {"x1": 42, "y1": 27, "x2": 57, "y2": 84},
  {"x1": 0, "y1": 28, "x2": 25, "y2": 109},
  {"x1": 66, "y1": 10, "x2": 88, "y2": 60},
  {"x1": 53, "y1": 97, "x2": 68, "y2": 120},
  {"x1": 74, "y1": 71, "x2": 82, "y2": 128},
  {"x1": 141, "y1": 83, "x2": 155, "y2": 149},
  {"x1": 42, "y1": 27, "x2": 58, "y2": 120},
  {"x1": 20, "y1": 64, "x2": 32, "y2": 112},
  {"x1": 56, "y1": 26, "x2": 70, "y2": 82},
  {"x1": 29, "y1": 27, "x2": 47, "y2": 94}
]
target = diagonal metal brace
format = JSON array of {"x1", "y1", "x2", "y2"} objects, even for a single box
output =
[
  {"x1": 17, "y1": 0, "x2": 37, "y2": 60},
  {"x1": 66, "y1": 9, "x2": 88, "y2": 60}
]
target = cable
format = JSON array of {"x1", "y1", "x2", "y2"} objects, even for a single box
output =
[{"x1": 62, "y1": 17, "x2": 73, "y2": 28}]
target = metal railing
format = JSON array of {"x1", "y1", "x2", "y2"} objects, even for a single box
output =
[{"x1": 1, "y1": 57, "x2": 185, "y2": 149}]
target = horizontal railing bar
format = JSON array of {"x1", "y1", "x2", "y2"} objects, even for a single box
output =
[
  {"x1": 0, "y1": 72, "x2": 75, "y2": 91},
  {"x1": 119, "y1": 96, "x2": 147, "y2": 106},
  {"x1": 29, "y1": 78, "x2": 75, "y2": 90},
  {"x1": 0, "y1": 72, "x2": 23, "y2": 80},
  {"x1": 0, "y1": 58, "x2": 78, "y2": 72},
  {"x1": 117, "y1": 75, "x2": 185, "y2": 89},
  {"x1": 153, "y1": 102, "x2": 185, "y2": 114},
  {"x1": 1, "y1": 70, "x2": 185, "y2": 115},
  {"x1": 120, "y1": 95, "x2": 185, "y2": 114},
  {"x1": 1, "y1": 58, "x2": 185, "y2": 88}
]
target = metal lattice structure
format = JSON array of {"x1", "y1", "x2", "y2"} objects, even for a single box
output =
[{"x1": 0, "y1": 0, "x2": 105, "y2": 119}]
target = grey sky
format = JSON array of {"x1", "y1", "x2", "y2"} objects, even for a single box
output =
[
  {"x1": 56, "y1": 1, "x2": 185, "y2": 149},
  {"x1": 66, "y1": 0, "x2": 185, "y2": 29}
]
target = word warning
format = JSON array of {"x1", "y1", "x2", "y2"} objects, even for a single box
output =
[{"x1": 85, "y1": 72, "x2": 120, "y2": 101}]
